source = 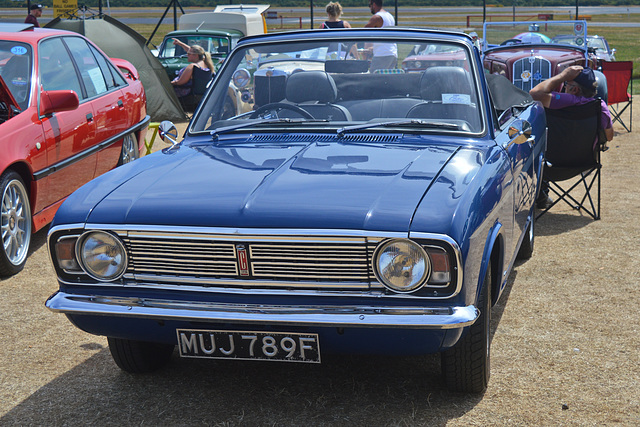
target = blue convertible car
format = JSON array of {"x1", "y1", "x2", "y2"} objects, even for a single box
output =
[{"x1": 46, "y1": 28, "x2": 546, "y2": 393}]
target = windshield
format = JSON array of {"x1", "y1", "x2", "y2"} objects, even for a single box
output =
[
  {"x1": 483, "y1": 20, "x2": 588, "y2": 51},
  {"x1": 587, "y1": 37, "x2": 607, "y2": 51},
  {"x1": 191, "y1": 35, "x2": 482, "y2": 135},
  {"x1": 159, "y1": 35, "x2": 230, "y2": 58},
  {"x1": 0, "y1": 40, "x2": 32, "y2": 110}
]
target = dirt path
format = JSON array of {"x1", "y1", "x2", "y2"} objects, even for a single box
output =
[{"x1": 0, "y1": 112, "x2": 638, "y2": 425}]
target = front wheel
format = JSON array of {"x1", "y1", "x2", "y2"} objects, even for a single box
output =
[
  {"x1": 118, "y1": 133, "x2": 139, "y2": 166},
  {"x1": 0, "y1": 171, "x2": 32, "y2": 277},
  {"x1": 107, "y1": 337, "x2": 174, "y2": 373},
  {"x1": 441, "y1": 268, "x2": 491, "y2": 393}
]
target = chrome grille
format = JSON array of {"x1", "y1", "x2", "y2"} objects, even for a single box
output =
[
  {"x1": 122, "y1": 231, "x2": 382, "y2": 290},
  {"x1": 512, "y1": 56, "x2": 551, "y2": 92}
]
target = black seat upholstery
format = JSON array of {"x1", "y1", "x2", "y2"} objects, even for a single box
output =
[
  {"x1": 406, "y1": 66, "x2": 480, "y2": 131},
  {"x1": 285, "y1": 71, "x2": 351, "y2": 121},
  {"x1": 537, "y1": 99, "x2": 606, "y2": 220},
  {"x1": 180, "y1": 66, "x2": 213, "y2": 112}
]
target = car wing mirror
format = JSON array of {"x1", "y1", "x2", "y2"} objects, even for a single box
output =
[
  {"x1": 39, "y1": 90, "x2": 79, "y2": 116},
  {"x1": 159, "y1": 120, "x2": 180, "y2": 149},
  {"x1": 507, "y1": 119, "x2": 533, "y2": 148}
]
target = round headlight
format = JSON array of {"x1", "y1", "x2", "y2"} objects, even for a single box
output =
[
  {"x1": 374, "y1": 239, "x2": 430, "y2": 293},
  {"x1": 77, "y1": 231, "x2": 127, "y2": 281}
]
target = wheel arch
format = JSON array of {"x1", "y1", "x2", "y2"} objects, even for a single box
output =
[
  {"x1": 478, "y1": 221, "x2": 505, "y2": 308},
  {"x1": 2, "y1": 162, "x2": 34, "y2": 205}
]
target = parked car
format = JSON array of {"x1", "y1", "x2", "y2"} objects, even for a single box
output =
[
  {"x1": 0, "y1": 23, "x2": 149, "y2": 276},
  {"x1": 550, "y1": 34, "x2": 616, "y2": 65},
  {"x1": 46, "y1": 28, "x2": 546, "y2": 393},
  {"x1": 482, "y1": 20, "x2": 597, "y2": 92},
  {"x1": 155, "y1": 4, "x2": 269, "y2": 80},
  {"x1": 401, "y1": 43, "x2": 467, "y2": 72}
]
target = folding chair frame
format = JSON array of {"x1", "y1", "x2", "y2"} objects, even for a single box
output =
[
  {"x1": 536, "y1": 99, "x2": 604, "y2": 221},
  {"x1": 536, "y1": 158, "x2": 601, "y2": 221},
  {"x1": 601, "y1": 61, "x2": 633, "y2": 132}
]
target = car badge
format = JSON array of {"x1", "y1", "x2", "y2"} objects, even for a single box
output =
[{"x1": 236, "y1": 245, "x2": 250, "y2": 276}]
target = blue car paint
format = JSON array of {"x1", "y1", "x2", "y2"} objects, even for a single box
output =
[{"x1": 46, "y1": 28, "x2": 547, "y2": 374}]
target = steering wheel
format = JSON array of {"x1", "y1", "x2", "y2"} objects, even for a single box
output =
[
  {"x1": 500, "y1": 39, "x2": 523, "y2": 46},
  {"x1": 250, "y1": 102, "x2": 314, "y2": 119}
]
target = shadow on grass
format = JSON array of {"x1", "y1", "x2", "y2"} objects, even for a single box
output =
[
  {"x1": 28, "y1": 224, "x2": 49, "y2": 258},
  {"x1": 1, "y1": 343, "x2": 486, "y2": 425},
  {"x1": 535, "y1": 211, "x2": 594, "y2": 236}
]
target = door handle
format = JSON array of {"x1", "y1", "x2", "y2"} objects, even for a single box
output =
[
  {"x1": 117, "y1": 99, "x2": 124, "y2": 109},
  {"x1": 86, "y1": 113, "x2": 93, "y2": 123}
]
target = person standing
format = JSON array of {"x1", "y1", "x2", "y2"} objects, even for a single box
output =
[
  {"x1": 25, "y1": 4, "x2": 43, "y2": 27},
  {"x1": 364, "y1": 0, "x2": 397, "y2": 72},
  {"x1": 320, "y1": 2, "x2": 351, "y2": 29}
]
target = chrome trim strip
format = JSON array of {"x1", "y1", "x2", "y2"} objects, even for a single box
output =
[
  {"x1": 33, "y1": 115, "x2": 151, "y2": 181},
  {"x1": 410, "y1": 232, "x2": 464, "y2": 296},
  {"x1": 46, "y1": 292, "x2": 479, "y2": 329},
  {"x1": 91, "y1": 224, "x2": 403, "y2": 239}
]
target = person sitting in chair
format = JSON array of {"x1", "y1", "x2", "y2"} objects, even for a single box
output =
[
  {"x1": 170, "y1": 41, "x2": 214, "y2": 99},
  {"x1": 530, "y1": 65, "x2": 614, "y2": 208}
]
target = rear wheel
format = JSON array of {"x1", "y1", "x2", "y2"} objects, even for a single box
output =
[
  {"x1": 118, "y1": 133, "x2": 139, "y2": 166},
  {"x1": 441, "y1": 268, "x2": 491, "y2": 393},
  {"x1": 107, "y1": 337, "x2": 174, "y2": 373},
  {"x1": 0, "y1": 171, "x2": 31, "y2": 277}
]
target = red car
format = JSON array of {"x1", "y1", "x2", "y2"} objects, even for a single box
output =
[
  {"x1": 0, "y1": 23, "x2": 149, "y2": 276},
  {"x1": 482, "y1": 21, "x2": 596, "y2": 92}
]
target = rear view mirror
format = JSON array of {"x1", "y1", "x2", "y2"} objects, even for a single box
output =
[{"x1": 39, "y1": 90, "x2": 79, "y2": 116}]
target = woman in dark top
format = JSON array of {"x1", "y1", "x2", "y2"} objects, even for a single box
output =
[{"x1": 319, "y1": 2, "x2": 352, "y2": 29}]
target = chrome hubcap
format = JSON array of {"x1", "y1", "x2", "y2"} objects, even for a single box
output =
[
  {"x1": 2, "y1": 180, "x2": 31, "y2": 266},
  {"x1": 121, "y1": 134, "x2": 137, "y2": 164}
]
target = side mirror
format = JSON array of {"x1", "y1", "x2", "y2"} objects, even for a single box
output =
[
  {"x1": 39, "y1": 90, "x2": 79, "y2": 116},
  {"x1": 158, "y1": 120, "x2": 180, "y2": 149}
]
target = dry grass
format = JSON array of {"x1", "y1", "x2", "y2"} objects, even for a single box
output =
[
  {"x1": 1, "y1": 114, "x2": 638, "y2": 425},
  {"x1": 1, "y1": 8, "x2": 640, "y2": 424}
]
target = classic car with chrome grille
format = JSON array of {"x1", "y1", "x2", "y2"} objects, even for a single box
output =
[
  {"x1": 46, "y1": 28, "x2": 546, "y2": 393},
  {"x1": 482, "y1": 20, "x2": 597, "y2": 92}
]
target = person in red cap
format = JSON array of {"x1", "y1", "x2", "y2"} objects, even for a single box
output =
[
  {"x1": 530, "y1": 65, "x2": 614, "y2": 208},
  {"x1": 25, "y1": 4, "x2": 43, "y2": 27}
]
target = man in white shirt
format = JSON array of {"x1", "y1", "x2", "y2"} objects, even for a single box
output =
[{"x1": 364, "y1": 0, "x2": 397, "y2": 72}]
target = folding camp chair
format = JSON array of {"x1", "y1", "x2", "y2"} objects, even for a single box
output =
[
  {"x1": 601, "y1": 60, "x2": 632, "y2": 132},
  {"x1": 536, "y1": 99, "x2": 607, "y2": 220},
  {"x1": 179, "y1": 67, "x2": 213, "y2": 113}
]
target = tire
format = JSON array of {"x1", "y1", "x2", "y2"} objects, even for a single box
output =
[
  {"x1": 0, "y1": 171, "x2": 32, "y2": 277},
  {"x1": 107, "y1": 337, "x2": 174, "y2": 373},
  {"x1": 441, "y1": 268, "x2": 491, "y2": 393},
  {"x1": 517, "y1": 215, "x2": 535, "y2": 260},
  {"x1": 118, "y1": 133, "x2": 139, "y2": 166}
]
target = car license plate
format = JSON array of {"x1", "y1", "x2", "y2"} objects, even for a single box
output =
[{"x1": 176, "y1": 329, "x2": 321, "y2": 363}]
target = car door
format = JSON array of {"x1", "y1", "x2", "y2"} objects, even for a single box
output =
[
  {"x1": 495, "y1": 109, "x2": 537, "y2": 257},
  {"x1": 62, "y1": 37, "x2": 129, "y2": 177},
  {"x1": 38, "y1": 36, "x2": 97, "y2": 208}
]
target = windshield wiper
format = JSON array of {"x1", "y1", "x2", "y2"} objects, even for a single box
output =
[
  {"x1": 210, "y1": 118, "x2": 328, "y2": 140},
  {"x1": 337, "y1": 119, "x2": 462, "y2": 137}
]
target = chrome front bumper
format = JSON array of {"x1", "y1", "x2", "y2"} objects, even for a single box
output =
[{"x1": 46, "y1": 292, "x2": 479, "y2": 329}]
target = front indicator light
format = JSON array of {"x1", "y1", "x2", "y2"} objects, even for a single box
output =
[
  {"x1": 77, "y1": 231, "x2": 127, "y2": 281},
  {"x1": 374, "y1": 239, "x2": 429, "y2": 293},
  {"x1": 55, "y1": 237, "x2": 80, "y2": 271}
]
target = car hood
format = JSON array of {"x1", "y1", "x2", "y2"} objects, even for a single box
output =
[{"x1": 75, "y1": 140, "x2": 461, "y2": 232}]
